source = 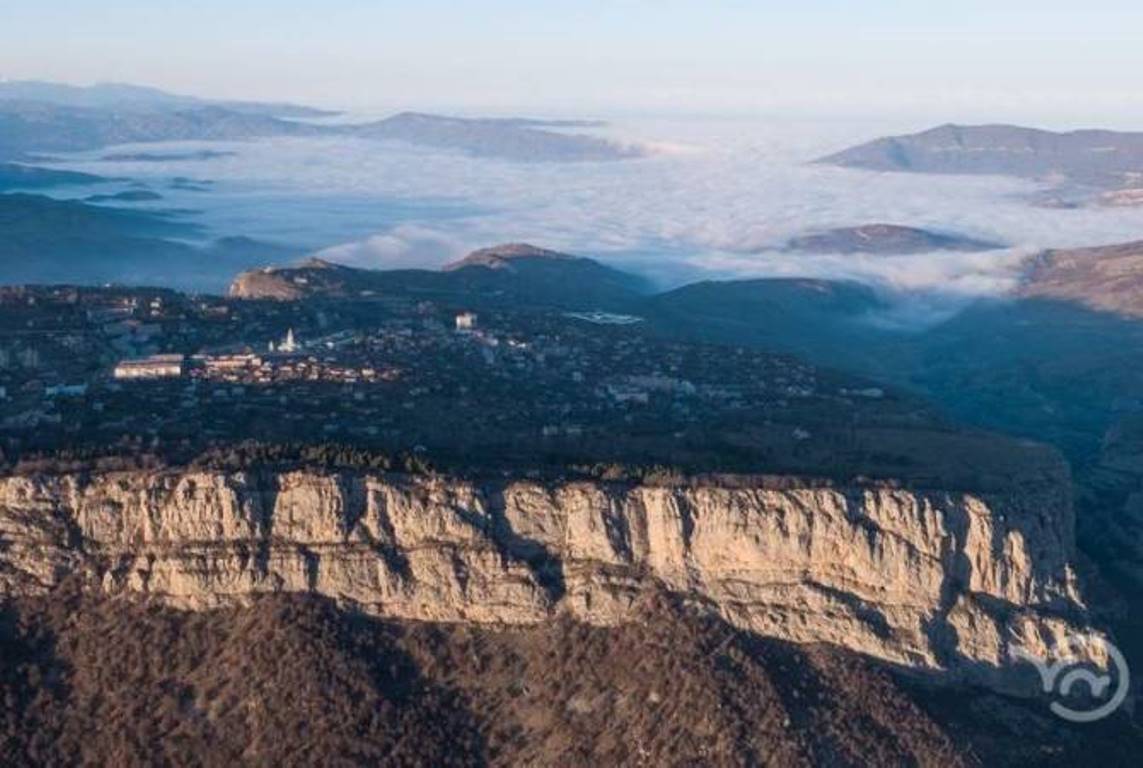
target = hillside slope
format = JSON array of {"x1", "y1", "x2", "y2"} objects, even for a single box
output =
[
  {"x1": 0, "y1": 193, "x2": 291, "y2": 290},
  {"x1": 3, "y1": 590, "x2": 1138, "y2": 767},
  {"x1": 1018, "y1": 240, "x2": 1143, "y2": 317},
  {"x1": 230, "y1": 244, "x2": 649, "y2": 310}
]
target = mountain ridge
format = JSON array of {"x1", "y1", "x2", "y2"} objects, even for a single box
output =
[
  {"x1": 784, "y1": 224, "x2": 1006, "y2": 255},
  {"x1": 0, "y1": 87, "x2": 642, "y2": 163},
  {"x1": 229, "y1": 242, "x2": 650, "y2": 309},
  {"x1": 0, "y1": 79, "x2": 337, "y2": 118},
  {"x1": 818, "y1": 123, "x2": 1143, "y2": 197}
]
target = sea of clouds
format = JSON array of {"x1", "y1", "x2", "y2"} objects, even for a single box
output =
[{"x1": 48, "y1": 116, "x2": 1143, "y2": 323}]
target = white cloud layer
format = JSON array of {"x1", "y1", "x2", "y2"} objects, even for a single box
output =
[{"x1": 53, "y1": 116, "x2": 1143, "y2": 325}]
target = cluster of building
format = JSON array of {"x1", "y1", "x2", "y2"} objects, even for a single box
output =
[
  {"x1": 193, "y1": 353, "x2": 395, "y2": 386},
  {"x1": 111, "y1": 328, "x2": 399, "y2": 387},
  {"x1": 2, "y1": 287, "x2": 911, "y2": 476}
]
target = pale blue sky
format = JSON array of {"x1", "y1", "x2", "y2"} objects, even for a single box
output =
[{"x1": 3, "y1": 1, "x2": 1143, "y2": 122}]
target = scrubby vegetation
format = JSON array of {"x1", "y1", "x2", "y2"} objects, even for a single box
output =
[{"x1": 3, "y1": 589, "x2": 1138, "y2": 766}]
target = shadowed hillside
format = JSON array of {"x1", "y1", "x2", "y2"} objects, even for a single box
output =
[
  {"x1": 0, "y1": 193, "x2": 292, "y2": 290},
  {"x1": 5, "y1": 589, "x2": 1136, "y2": 766}
]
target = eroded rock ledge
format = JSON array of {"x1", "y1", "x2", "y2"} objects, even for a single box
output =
[{"x1": 0, "y1": 469, "x2": 1100, "y2": 692}]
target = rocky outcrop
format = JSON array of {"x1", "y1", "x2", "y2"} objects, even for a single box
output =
[
  {"x1": 1018, "y1": 240, "x2": 1143, "y2": 318},
  {"x1": 0, "y1": 469, "x2": 1101, "y2": 692}
]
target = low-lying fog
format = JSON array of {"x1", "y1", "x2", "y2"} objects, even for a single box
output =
[{"x1": 40, "y1": 116, "x2": 1143, "y2": 320}]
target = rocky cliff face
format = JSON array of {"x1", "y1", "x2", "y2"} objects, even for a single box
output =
[{"x1": 0, "y1": 469, "x2": 1101, "y2": 692}]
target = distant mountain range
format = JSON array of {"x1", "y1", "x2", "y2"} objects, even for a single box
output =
[
  {"x1": 232, "y1": 236, "x2": 1143, "y2": 326},
  {"x1": 783, "y1": 224, "x2": 1005, "y2": 255},
  {"x1": 819, "y1": 124, "x2": 1143, "y2": 206},
  {"x1": 0, "y1": 79, "x2": 336, "y2": 118},
  {"x1": 227, "y1": 239, "x2": 1143, "y2": 444},
  {"x1": 0, "y1": 81, "x2": 643, "y2": 163},
  {"x1": 347, "y1": 112, "x2": 641, "y2": 162},
  {"x1": 0, "y1": 162, "x2": 108, "y2": 190},
  {"x1": 0, "y1": 193, "x2": 291, "y2": 289},
  {"x1": 0, "y1": 101, "x2": 323, "y2": 158}
]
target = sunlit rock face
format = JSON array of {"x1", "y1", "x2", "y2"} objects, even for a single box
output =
[{"x1": 0, "y1": 468, "x2": 1099, "y2": 693}]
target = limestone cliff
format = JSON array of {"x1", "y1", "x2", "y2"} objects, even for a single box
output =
[{"x1": 0, "y1": 469, "x2": 1101, "y2": 692}]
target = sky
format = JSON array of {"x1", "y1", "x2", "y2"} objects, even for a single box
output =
[{"x1": 3, "y1": 1, "x2": 1143, "y2": 124}]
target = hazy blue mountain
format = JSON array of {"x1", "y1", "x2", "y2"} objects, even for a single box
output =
[
  {"x1": 84, "y1": 189, "x2": 164, "y2": 203},
  {"x1": 0, "y1": 97, "x2": 642, "y2": 163},
  {"x1": 0, "y1": 192, "x2": 291, "y2": 290},
  {"x1": 0, "y1": 162, "x2": 109, "y2": 190},
  {"x1": 0, "y1": 79, "x2": 337, "y2": 118},
  {"x1": 348, "y1": 112, "x2": 643, "y2": 161},
  {"x1": 643, "y1": 277, "x2": 893, "y2": 369},
  {"x1": 784, "y1": 223, "x2": 1005, "y2": 254},
  {"x1": 0, "y1": 101, "x2": 324, "y2": 158},
  {"x1": 99, "y1": 149, "x2": 238, "y2": 162},
  {"x1": 631, "y1": 254, "x2": 1143, "y2": 465},
  {"x1": 819, "y1": 123, "x2": 1143, "y2": 187}
]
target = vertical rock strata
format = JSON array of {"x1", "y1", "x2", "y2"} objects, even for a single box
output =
[{"x1": 0, "y1": 469, "x2": 1098, "y2": 691}]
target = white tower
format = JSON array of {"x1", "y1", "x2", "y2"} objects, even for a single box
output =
[{"x1": 281, "y1": 328, "x2": 298, "y2": 353}]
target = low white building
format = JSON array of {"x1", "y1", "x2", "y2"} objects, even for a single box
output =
[
  {"x1": 113, "y1": 354, "x2": 185, "y2": 380},
  {"x1": 455, "y1": 312, "x2": 478, "y2": 331},
  {"x1": 205, "y1": 354, "x2": 262, "y2": 372}
]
